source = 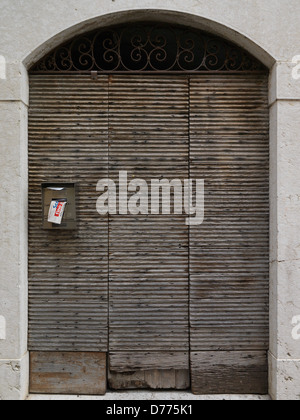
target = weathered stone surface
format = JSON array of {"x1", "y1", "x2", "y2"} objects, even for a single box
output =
[
  {"x1": 0, "y1": 102, "x2": 28, "y2": 362},
  {"x1": 0, "y1": 62, "x2": 28, "y2": 104},
  {"x1": 0, "y1": 353, "x2": 29, "y2": 401},
  {"x1": 269, "y1": 353, "x2": 300, "y2": 400},
  {"x1": 270, "y1": 61, "x2": 300, "y2": 104},
  {"x1": 0, "y1": 0, "x2": 298, "y2": 65}
]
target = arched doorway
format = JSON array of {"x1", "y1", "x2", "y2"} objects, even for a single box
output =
[{"x1": 28, "y1": 23, "x2": 269, "y2": 395}]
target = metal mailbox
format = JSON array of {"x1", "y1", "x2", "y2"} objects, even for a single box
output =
[{"x1": 42, "y1": 183, "x2": 77, "y2": 230}]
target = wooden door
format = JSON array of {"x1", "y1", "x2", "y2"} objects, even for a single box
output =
[
  {"x1": 108, "y1": 75, "x2": 190, "y2": 390},
  {"x1": 189, "y1": 74, "x2": 269, "y2": 394},
  {"x1": 28, "y1": 72, "x2": 269, "y2": 395},
  {"x1": 28, "y1": 74, "x2": 109, "y2": 395}
]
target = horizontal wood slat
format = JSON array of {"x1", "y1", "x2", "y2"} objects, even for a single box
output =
[
  {"x1": 109, "y1": 369, "x2": 190, "y2": 391},
  {"x1": 109, "y1": 352, "x2": 189, "y2": 372}
]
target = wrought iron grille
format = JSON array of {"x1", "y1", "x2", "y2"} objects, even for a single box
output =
[{"x1": 31, "y1": 23, "x2": 267, "y2": 73}]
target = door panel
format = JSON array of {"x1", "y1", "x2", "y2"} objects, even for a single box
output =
[
  {"x1": 189, "y1": 74, "x2": 269, "y2": 394},
  {"x1": 108, "y1": 75, "x2": 190, "y2": 389},
  {"x1": 30, "y1": 352, "x2": 107, "y2": 395},
  {"x1": 191, "y1": 351, "x2": 268, "y2": 394},
  {"x1": 28, "y1": 75, "x2": 109, "y2": 353}
]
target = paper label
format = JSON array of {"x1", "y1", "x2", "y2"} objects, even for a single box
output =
[{"x1": 48, "y1": 200, "x2": 67, "y2": 225}]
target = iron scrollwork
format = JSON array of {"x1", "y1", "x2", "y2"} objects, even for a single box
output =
[{"x1": 31, "y1": 24, "x2": 266, "y2": 73}]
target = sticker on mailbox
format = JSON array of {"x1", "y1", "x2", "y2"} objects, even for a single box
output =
[{"x1": 48, "y1": 200, "x2": 67, "y2": 225}]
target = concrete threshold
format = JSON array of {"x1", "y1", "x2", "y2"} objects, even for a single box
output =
[{"x1": 28, "y1": 392, "x2": 270, "y2": 400}]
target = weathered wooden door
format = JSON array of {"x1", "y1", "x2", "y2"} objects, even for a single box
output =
[
  {"x1": 106, "y1": 73, "x2": 269, "y2": 393},
  {"x1": 107, "y1": 75, "x2": 190, "y2": 389},
  {"x1": 189, "y1": 74, "x2": 269, "y2": 394},
  {"x1": 28, "y1": 72, "x2": 269, "y2": 395},
  {"x1": 28, "y1": 74, "x2": 110, "y2": 395}
]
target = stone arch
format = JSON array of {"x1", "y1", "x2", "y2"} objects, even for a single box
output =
[{"x1": 23, "y1": 10, "x2": 275, "y2": 70}]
